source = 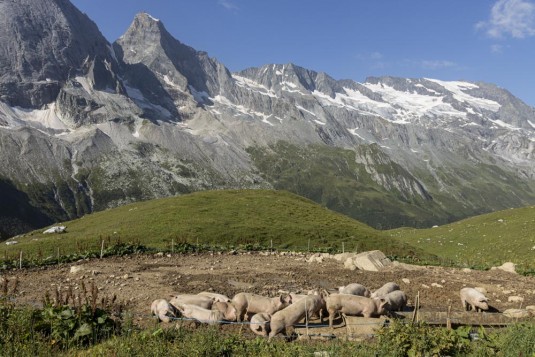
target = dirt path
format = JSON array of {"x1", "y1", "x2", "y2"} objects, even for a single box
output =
[{"x1": 6, "y1": 252, "x2": 535, "y2": 329}]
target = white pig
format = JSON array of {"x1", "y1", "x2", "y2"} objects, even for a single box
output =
[
  {"x1": 174, "y1": 303, "x2": 226, "y2": 325},
  {"x1": 377, "y1": 290, "x2": 407, "y2": 311},
  {"x1": 250, "y1": 313, "x2": 271, "y2": 337},
  {"x1": 232, "y1": 293, "x2": 292, "y2": 322},
  {"x1": 170, "y1": 294, "x2": 214, "y2": 309},
  {"x1": 460, "y1": 287, "x2": 489, "y2": 312},
  {"x1": 338, "y1": 283, "x2": 371, "y2": 297},
  {"x1": 150, "y1": 299, "x2": 177, "y2": 323},
  {"x1": 269, "y1": 295, "x2": 325, "y2": 339},
  {"x1": 212, "y1": 301, "x2": 238, "y2": 321},
  {"x1": 326, "y1": 294, "x2": 387, "y2": 328},
  {"x1": 370, "y1": 282, "x2": 400, "y2": 298},
  {"x1": 198, "y1": 292, "x2": 232, "y2": 303}
]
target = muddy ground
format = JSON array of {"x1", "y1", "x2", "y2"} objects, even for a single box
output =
[{"x1": 5, "y1": 251, "x2": 535, "y2": 331}]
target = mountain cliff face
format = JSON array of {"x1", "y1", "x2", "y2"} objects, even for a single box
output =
[{"x1": 1, "y1": 1, "x2": 534, "y2": 238}]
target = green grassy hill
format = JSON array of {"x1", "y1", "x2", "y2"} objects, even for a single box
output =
[
  {"x1": 4, "y1": 189, "x2": 428, "y2": 261},
  {"x1": 388, "y1": 205, "x2": 535, "y2": 273}
]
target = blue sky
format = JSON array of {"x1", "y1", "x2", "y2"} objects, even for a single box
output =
[{"x1": 71, "y1": 0, "x2": 535, "y2": 107}]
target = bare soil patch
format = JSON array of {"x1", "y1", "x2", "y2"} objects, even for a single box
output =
[{"x1": 7, "y1": 252, "x2": 534, "y2": 329}]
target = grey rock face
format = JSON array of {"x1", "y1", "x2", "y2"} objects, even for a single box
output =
[{"x1": 0, "y1": 0, "x2": 120, "y2": 108}]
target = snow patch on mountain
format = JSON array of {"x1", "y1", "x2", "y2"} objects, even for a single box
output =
[
  {"x1": 212, "y1": 95, "x2": 274, "y2": 125},
  {"x1": 363, "y1": 82, "x2": 466, "y2": 122},
  {"x1": 295, "y1": 105, "x2": 317, "y2": 117},
  {"x1": 0, "y1": 102, "x2": 68, "y2": 131},
  {"x1": 233, "y1": 75, "x2": 277, "y2": 98},
  {"x1": 425, "y1": 79, "x2": 501, "y2": 112}
]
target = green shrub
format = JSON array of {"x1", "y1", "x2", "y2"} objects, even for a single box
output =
[{"x1": 375, "y1": 320, "x2": 471, "y2": 357}]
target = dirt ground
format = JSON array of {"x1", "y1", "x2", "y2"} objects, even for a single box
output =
[{"x1": 6, "y1": 251, "x2": 535, "y2": 330}]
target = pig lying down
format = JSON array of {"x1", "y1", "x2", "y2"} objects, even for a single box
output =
[
  {"x1": 198, "y1": 292, "x2": 232, "y2": 303},
  {"x1": 151, "y1": 299, "x2": 177, "y2": 323},
  {"x1": 170, "y1": 294, "x2": 214, "y2": 309},
  {"x1": 174, "y1": 303, "x2": 226, "y2": 325}
]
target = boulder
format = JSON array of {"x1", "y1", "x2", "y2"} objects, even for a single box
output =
[
  {"x1": 43, "y1": 226, "x2": 67, "y2": 234},
  {"x1": 503, "y1": 309, "x2": 531, "y2": 319},
  {"x1": 475, "y1": 287, "x2": 487, "y2": 295},
  {"x1": 70, "y1": 266, "x2": 84, "y2": 274},
  {"x1": 333, "y1": 253, "x2": 355, "y2": 262},
  {"x1": 508, "y1": 296, "x2": 524, "y2": 303},
  {"x1": 352, "y1": 250, "x2": 392, "y2": 272},
  {"x1": 492, "y1": 262, "x2": 517, "y2": 274},
  {"x1": 344, "y1": 258, "x2": 357, "y2": 271}
]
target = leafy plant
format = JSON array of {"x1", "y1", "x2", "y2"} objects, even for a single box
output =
[{"x1": 375, "y1": 320, "x2": 471, "y2": 356}]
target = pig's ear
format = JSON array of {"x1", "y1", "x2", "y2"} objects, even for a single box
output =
[
  {"x1": 379, "y1": 298, "x2": 387, "y2": 307},
  {"x1": 279, "y1": 295, "x2": 284, "y2": 303}
]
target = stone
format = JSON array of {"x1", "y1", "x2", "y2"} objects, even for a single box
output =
[
  {"x1": 333, "y1": 253, "x2": 355, "y2": 262},
  {"x1": 344, "y1": 258, "x2": 357, "y2": 271},
  {"x1": 503, "y1": 309, "x2": 530, "y2": 319},
  {"x1": 402, "y1": 278, "x2": 410, "y2": 284},
  {"x1": 70, "y1": 266, "x2": 83, "y2": 274},
  {"x1": 494, "y1": 262, "x2": 517, "y2": 274},
  {"x1": 508, "y1": 296, "x2": 524, "y2": 303},
  {"x1": 474, "y1": 287, "x2": 487, "y2": 295},
  {"x1": 352, "y1": 250, "x2": 392, "y2": 272}
]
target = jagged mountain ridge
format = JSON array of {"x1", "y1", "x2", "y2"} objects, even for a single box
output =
[{"x1": 0, "y1": 2, "x2": 534, "y2": 238}]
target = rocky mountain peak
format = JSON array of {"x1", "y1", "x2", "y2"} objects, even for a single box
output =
[
  {"x1": 114, "y1": 12, "x2": 233, "y2": 109},
  {"x1": 0, "y1": 0, "x2": 114, "y2": 108}
]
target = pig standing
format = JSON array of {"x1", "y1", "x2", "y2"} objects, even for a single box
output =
[
  {"x1": 250, "y1": 313, "x2": 271, "y2": 337},
  {"x1": 174, "y1": 303, "x2": 226, "y2": 325},
  {"x1": 212, "y1": 301, "x2": 238, "y2": 321},
  {"x1": 338, "y1": 283, "x2": 371, "y2": 297},
  {"x1": 377, "y1": 290, "x2": 407, "y2": 311},
  {"x1": 326, "y1": 294, "x2": 387, "y2": 328},
  {"x1": 269, "y1": 295, "x2": 325, "y2": 339},
  {"x1": 151, "y1": 299, "x2": 177, "y2": 323},
  {"x1": 370, "y1": 282, "x2": 400, "y2": 298},
  {"x1": 170, "y1": 294, "x2": 214, "y2": 309},
  {"x1": 232, "y1": 293, "x2": 292, "y2": 322},
  {"x1": 460, "y1": 287, "x2": 489, "y2": 312}
]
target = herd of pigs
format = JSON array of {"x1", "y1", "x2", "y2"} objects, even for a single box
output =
[{"x1": 151, "y1": 282, "x2": 490, "y2": 340}]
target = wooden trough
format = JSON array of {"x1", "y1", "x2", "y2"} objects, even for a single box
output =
[{"x1": 293, "y1": 311, "x2": 533, "y2": 341}]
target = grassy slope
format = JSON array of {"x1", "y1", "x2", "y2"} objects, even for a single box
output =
[
  {"x1": 247, "y1": 142, "x2": 446, "y2": 229},
  {"x1": 5, "y1": 189, "x2": 428, "y2": 260},
  {"x1": 388, "y1": 205, "x2": 535, "y2": 273}
]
